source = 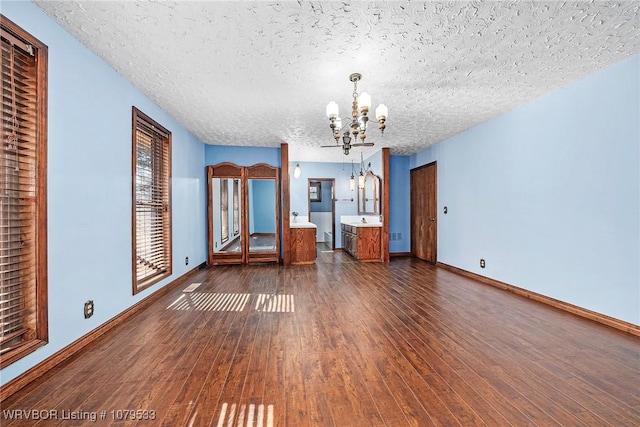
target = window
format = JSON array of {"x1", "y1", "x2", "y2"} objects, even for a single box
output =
[
  {"x1": 0, "y1": 16, "x2": 48, "y2": 368},
  {"x1": 132, "y1": 107, "x2": 171, "y2": 294}
]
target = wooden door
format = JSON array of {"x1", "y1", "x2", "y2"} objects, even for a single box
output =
[{"x1": 411, "y1": 162, "x2": 437, "y2": 263}]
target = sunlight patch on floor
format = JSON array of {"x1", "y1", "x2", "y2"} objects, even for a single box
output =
[
  {"x1": 216, "y1": 403, "x2": 274, "y2": 427},
  {"x1": 255, "y1": 294, "x2": 295, "y2": 313},
  {"x1": 167, "y1": 293, "x2": 295, "y2": 312},
  {"x1": 182, "y1": 282, "x2": 201, "y2": 293},
  {"x1": 167, "y1": 292, "x2": 250, "y2": 311}
]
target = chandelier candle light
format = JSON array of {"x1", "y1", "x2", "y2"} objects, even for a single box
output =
[
  {"x1": 349, "y1": 156, "x2": 372, "y2": 191},
  {"x1": 358, "y1": 153, "x2": 371, "y2": 190},
  {"x1": 325, "y1": 73, "x2": 388, "y2": 155},
  {"x1": 350, "y1": 160, "x2": 356, "y2": 191}
]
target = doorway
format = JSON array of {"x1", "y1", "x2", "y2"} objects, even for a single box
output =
[
  {"x1": 307, "y1": 178, "x2": 335, "y2": 251},
  {"x1": 411, "y1": 162, "x2": 437, "y2": 263}
]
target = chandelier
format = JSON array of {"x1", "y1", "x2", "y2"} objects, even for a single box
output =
[{"x1": 322, "y1": 73, "x2": 388, "y2": 155}]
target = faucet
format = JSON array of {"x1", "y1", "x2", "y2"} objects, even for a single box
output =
[{"x1": 361, "y1": 217, "x2": 367, "y2": 223}]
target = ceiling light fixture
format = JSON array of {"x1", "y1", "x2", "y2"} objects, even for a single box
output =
[
  {"x1": 358, "y1": 153, "x2": 371, "y2": 189},
  {"x1": 323, "y1": 73, "x2": 388, "y2": 155},
  {"x1": 350, "y1": 161, "x2": 356, "y2": 191}
]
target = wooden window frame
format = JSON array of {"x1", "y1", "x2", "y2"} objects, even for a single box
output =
[
  {"x1": 0, "y1": 16, "x2": 49, "y2": 368},
  {"x1": 132, "y1": 107, "x2": 172, "y2": 294},
  {"x1": 309, "y1": 181, "x2": 321, "y2": 202}
]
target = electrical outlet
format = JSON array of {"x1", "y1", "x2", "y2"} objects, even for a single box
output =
[
  {"x1": 185, "y1": 256, "x2": 189, "y2": 265},
  {"x1": 84, "y1": 300, "x2": 94, "y2": 319},
  {"x1": 480, "y1": 259, "x2": 486, "y2": 268}
]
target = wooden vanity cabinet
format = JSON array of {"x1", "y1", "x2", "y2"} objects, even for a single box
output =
[
  {"x1": 290, "y1": 227, "x2": 316, "y2": 265},
  {"x1": 341, "y1": 224, "x2": 381, "y2": 262}
]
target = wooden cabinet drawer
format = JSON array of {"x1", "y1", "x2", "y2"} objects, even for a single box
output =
[{"x1": 342, "y1": 224, "x2": 357, "y2": 235}]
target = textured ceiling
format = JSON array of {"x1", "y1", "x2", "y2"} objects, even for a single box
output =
[{"x1": 35, "y1": 1, "x2": 640, "y2": 163}]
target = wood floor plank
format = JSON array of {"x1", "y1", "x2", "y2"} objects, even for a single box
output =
[
  {"x1": 260, "y1": 313, "x2": 287, "y2": 427},
  {"x1": 283, "y1": 291, "x2": 318, "y2": 427},
  {"x1": 370, "y1": 260, "x2": 640, "y2": 422},
  {"x1": 155, "y1": 310, "x2": 241, "y2": 425},
  {"x1": 344, "y1": 266, "x2": 506, "y2": 425},
  {"x1": 376, "y1": 285, "x2": 559, "y2": 425},
  {"x1": 3, "y1": 256, "x2": 639, "y2": 427},
  {"x1": 188, "y1": 315, "x2": 252, "y2": 426},
  {"x1": 341, "y1": 266, "x2": 507, "y2": 426},
  {"x1": 294, "y1": 295, "x2": 337, "y2": 426},
  {"x1": 304, "y1": 286, "x2": 381, "y2": 426}
]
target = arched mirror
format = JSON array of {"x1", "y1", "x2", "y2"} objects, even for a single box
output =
[
  {"x1": 358, "y1": 170, "x2": 380, "y2": 215},
  {"x1": 208, "y1": 162, "x2": 279, "y2": 265}
]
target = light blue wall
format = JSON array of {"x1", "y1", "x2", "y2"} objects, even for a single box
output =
[
  {"x1": 389, "y1": 155, "x2": 411, "y2": 253},
  {"x1": 410, "y1": 54, "x2": 640, "y2": 325},
  {"x1": 2, "y1": 1, "x2": 207, "y2": 385},
  {"x1": 365, "y1": 149, "x2": 384, "y2": 180},
  {"x1": 310, "y1": 181, "x2": 333, "y2": 212},
  {"x1": 289, "y1": 161, "x2": 361, "y2": 248},
  {"x1": 205, "y1": 145, "x2": 281, "y2": 168},
  {"x1": 250, "y1": 179, "x2": 277, "y2": 233}
]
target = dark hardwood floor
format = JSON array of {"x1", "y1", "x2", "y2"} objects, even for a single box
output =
[{"x1": 3, "y1": 253, "x2": 639, "y2": 426}]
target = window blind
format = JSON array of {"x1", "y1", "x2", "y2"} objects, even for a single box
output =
[
  {"x1": 133, "y1": 108, "x2": 171, "y2": 292},
  {"x1": 0, "y1": 20, "x2": 47, "y2": 367}
]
